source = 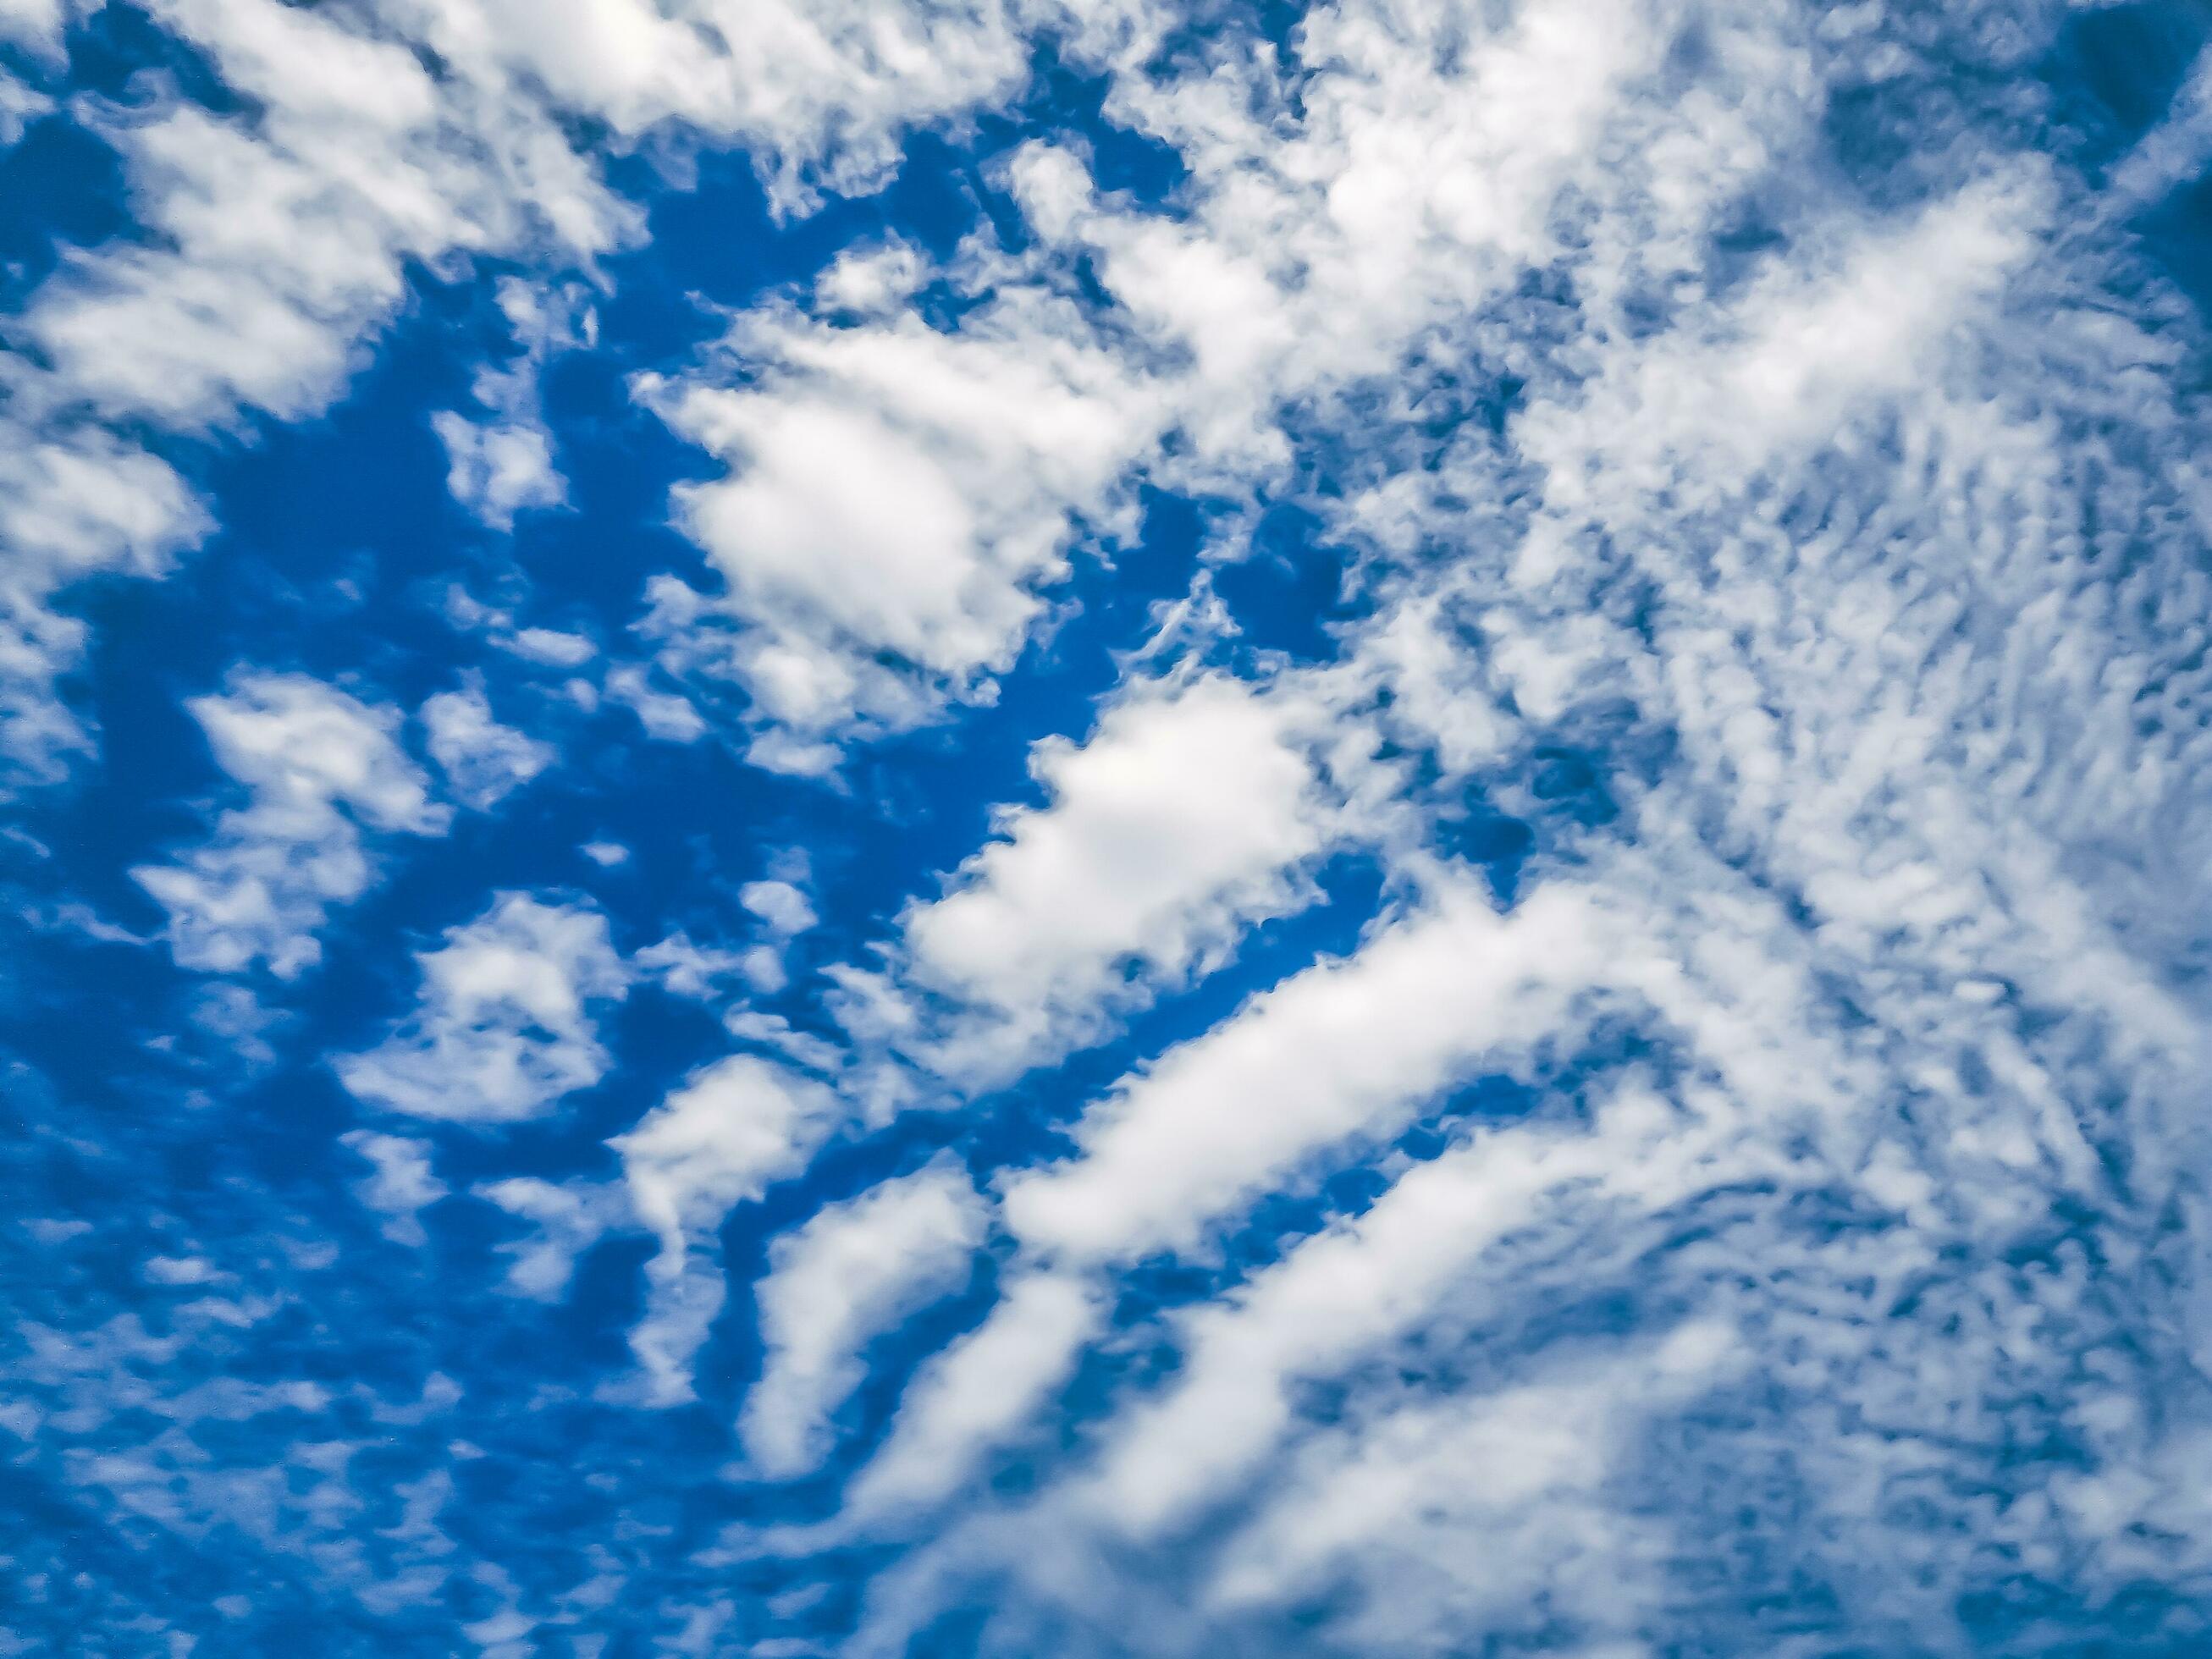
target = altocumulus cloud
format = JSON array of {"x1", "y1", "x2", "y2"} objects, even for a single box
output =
[{"x1": 8, "y1": 2, "x2": 2212, "y2": 1654}]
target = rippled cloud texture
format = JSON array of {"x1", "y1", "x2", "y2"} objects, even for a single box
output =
[{"x1": 8, "y1": 2, "x2": 2212, "y2": 1652}]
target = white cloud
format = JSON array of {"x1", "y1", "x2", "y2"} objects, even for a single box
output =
[
  {"x1": 845, "y1": 1273, "x2": 1100, "y2": 1522},
  {"x1": 133, "y1": 674, "x2": 447, "y2": 978},
  {"x1": 738, "y1": 945, "x2": 791, "y2": 996},
  {"x1": 476, "y1": 1177, "x2": 623, "y2": 1302},
  {"x1": 0, "y1": 66, "x2": 45, "y2": 146},
  {"x1": 1205, "y1": 1320, "x2": 1742, "y2": 1645},
  {"x1": 433, "y1": 279, "x2": 592, "y2": 530},
  {"x1": 142, "y1": 1254, "x2": 219, "y2": 1287},
  {"x1": 339, "y1": 1130, "x2": 449, "y2": 1248},
  {"x1": 610, "y1": 1055, "x2": 843, "y2": 1405},
  {"x1": 420, "y1": 680, "x2": 555, "y2": 812},
  {"x1": 336, "y1": 895, "x2": 628, "y2": 1122},
  {"x1": 615, "y1": 1056, "x2": 841, "y2": 1259},
  {"x1": 738, "y1": 880, "x2": 816, "y2": 939},
  {"x1": 434, "y1": 416, "x2": 565, "y2": 532},
  {"x1": 1509, "y1": 175, "x2": 2045, "y2": 526},
  {"x1": 907, "y1": 676, "x2": 1327, "y2": 1024},
  {"x1": 814, "y1": 241, "x2": 926, "y2": 317},
  {"x1": 621, "y1": 1249, "x2": 731, "y2": 1412},
  {"x1": 742, "y1": 1160, "x2": 986, "y2": 1479},
  {"x1": 1004, "y1": 0, "x2": 1668, "y2": 473},
  {"x1": 603, "y1": 663, "x2": 707, "y2": 744},
  {"x1": 723, "y1": 1010, "x2": 848, "y2": 1078},
  {"x1": 393, "y1": 0, "x2": 1034, "y2": 213},
  {"x1": 638, "y1": 288, "x2": 1161, "y2": 762},
  {"x1": 999, "y1": 880, "x2": 1606, "y2": 1265},
  {"x1": 825, "y1": 673, "x2": 1349, "y2": 1096},
  {"x1": 0, "y1": 0, "x2": 68, "y2": 57},
  {"x1": 633, "y1": 933, "x2": 751, "y2": 1002},
  {"x1": 505, "y1": 626, "x2": 597, "y2": 669}
]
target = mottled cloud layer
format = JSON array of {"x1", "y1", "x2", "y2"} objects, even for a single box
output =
[{"x1": 10, "y1": 2, "x2": 2212, "y2": 1655}]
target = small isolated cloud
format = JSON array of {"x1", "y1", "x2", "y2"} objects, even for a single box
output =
[
  {"x1": 134, "y1": 674, "x2": 448, "y2": 978},
  {"x1": 615, "y1": 1056, "x2": 841, "y2": 1259},
  {"x1": 821, "y1": 672, "x2": 1349, "y2": 1098},
  {"x1": 434, "y1": 413, "x2": 565, "y2": 532},
  {"x1": 737, "y1": 879, "x2": 816, "y2": 938},
  {"x1": 339, "y1": 1130, "x2": 449, "y2": 1247},
  {"x1": 633, "y1": 932, "x2": 753, "y2": 1002},
  {"x1": 421, "y1": 679, "x2": 555, "y2": 811},
  {"x1": 505, "y1": 627, "x2": 597, "y2": 668},
  {"x1": 336, "y1": 894, "x2": 628, "y2": 1122},
  {"x1": 433, "y1": 280, "x2": 593, "y2": 532},
  {"x1": 476, "y1": 1177, "x2": 626, "y2": 1302},
  {"x1": 603, "y1": 663, "x2": 706, "y2": 743},
  {"x1": 905, "y1": 678, "x2": 1328, "y2": 1012}
]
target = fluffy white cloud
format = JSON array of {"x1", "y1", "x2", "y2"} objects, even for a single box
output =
[
  {"x1": 420, "y1": 681, "x2": 555, "y2": 812},
  {"x1": 615, "y1": 1056, "x2": 841, "y2": 1259},
  {"x1": 738, "y1": 880, "x2": 816, "y2": 939},
  {"x1": 134, "y1": 675, "x2": 447, "y2": 978},
  {"x1": 638, "y1": 289, "x2": 1162, "y2": 766},
  {"x1": 907, "y1": 677, "x2": 1327, "y2": 1016},
  {"x1": 844, "y1": 1272, "x2": 1100, "y2": 1522},
  {"x1": 1001, "y1": 0, "x2": 1669, "y2": 474},
  {"x1": 1000, "y1": 880, "x2": 1606, "y2": 1263},
  {"x1": 339, "y1": 1130, "x2": 449, "y2": 1248},
  {"x1": 386, "y1": 0, "x2": 1037, "y2": 212},
  {"x1": 602, "y1": 663, "x2": 707, "y2": 744},
  {"x1": 825, "y1": 673, "x2": 1349, "y2": 1097},
  {"x1": 434, "y1": 416, "x2": 564, "y2": 532},
  {"x1": 433, "y1": 279, "x2": 592, "y2": 530},
  {"x1": 742, "y1": 1160, "x2": 986, "y2": 1479},
  {"x1": 336, "y1": 895, "x2": 628, "y2": 1122},
  {"x1": 610, "y1": 1055, "x2": 843, "y2": 1405}
]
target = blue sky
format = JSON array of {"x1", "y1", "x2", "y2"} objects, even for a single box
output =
[{"x1": 8, "y1": 1, "x2": 2212, "y2": 1653}]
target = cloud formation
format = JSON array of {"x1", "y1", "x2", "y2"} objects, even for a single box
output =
[
  {"x1": 16, "y1": 2, "x2": 2212, "y2": 1655},
  {"x1": 337, "y1": 893, "x2": 628, "y2": 1122},
  {"x1": 134, "y1": 673, "x2": 448, "y2": 977}
]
